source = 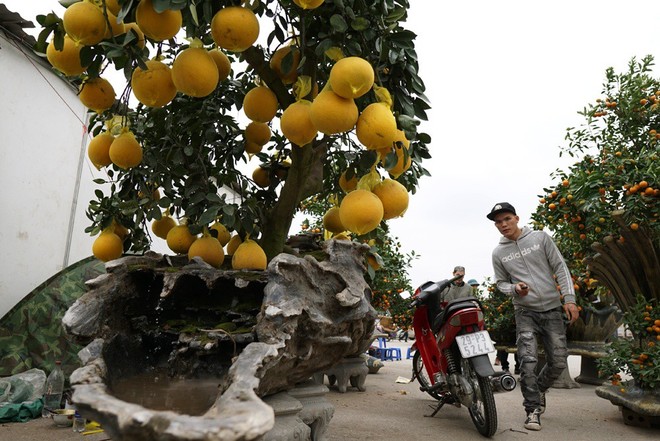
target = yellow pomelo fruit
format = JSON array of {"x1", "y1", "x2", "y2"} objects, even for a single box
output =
[
  {"x1": 252, "y1": 167, "x2": 270, "y2": 188},
  {"x1": 356, "y1": 102, "x2": 398, "y2": 150},
  {"x1": 243, "y1": 86, "x2": 278, "y2": 123},
  {"x1": 245, "y1": 141, "x2": 263, "y2": 154},
  {"x1": 208, "y1": 48, "x2": 231, "y2": 81},
  {"x1": 245, "y1": 122, "x2": 271, "y2": 145},
  {"x1": 232, "y1": 239, "x2": 267, "y2": 270},
  {"x1": 367, "y1": 255, "x2": 381, "y2": 271},
  {"x1": 104, "y1": 11, "x2": 126, "y2": 39},
  {"x1": 124, "y1": 22, "x2": 146, "y2": 48},
  {"x1": 339, "y1": 189, "x2": 383, "y2": 235},
  {"x1": 270, "y1": 46, "x2": 300, "y2": 84},
  {"x1": 166, "y1": 224, "x2": 196, "y2": 254},
  {"x1": 338, "y1": 171, "x2": 358, "y2": 193},
  {"x1": 171, "y1": 47, "x2": 219, "y2": 98},
  {"x1": 92, "y1": 230, "x2": 123, "y2": 262},
  {"x1": 280, "y1": 100, "x2": 317, "y2": 146},
  {"x1": 109, "y1": 131, "x2": 143, "y2": 169},
  {"x1": 329, "y1": 56, "x2": 374, "y2": 99},
  {"x1": 333, "y1": 232, "x2": 351, "y2": 241},
  {"x1": 226, "y1": 234, "x2": 243, "y2": 255},
  {"x1": 136, "y1": 0, "x2": 182, "y2": 42},
  {"x1": 131, "y1": 59, "x2": 177, "y2": 108},
  {"x1": 380, "y1": 135, "x2": 412, "y2": 178},
  {"x1": 88, "y1": 131, "x2": 114, "y2": 168},
  {"x1": 211, "y1": 222, "x2": 231, "y2": 246},
  {"x1": 79, "y1": 77, "x2": 116, "y2": 113},
  {"x1": 103, "y1": 0, "x2": 121, "y2": 15},
  {"x1": 151, "y1": 216, "x2": 176, "y2": 239},
  {"x1": 188, "y1": 235, "x2": 225, "y2": 268},
  {"x1": 309, "y1": 90, "x2": 358, "y2": 135},
  {"x1": 323, "y1": 206, "x2": 345, "y2": 234},
  {"x1": 46, "y1": 35, "x2": 86, "y2": 76},
  {"x1": 293, "y1": 0, "x2": 325, "y2": 9},
  {"x1": 63, "y1": 1, "x2": 107, "y2": 46},
  {"x1": 211, "y1": 6, "x2": 259, "y2": 52},
  {"x1": 372, "y1": 178, "x2": 409, "y2": 220}
]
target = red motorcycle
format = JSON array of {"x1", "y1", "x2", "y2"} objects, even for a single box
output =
[{"x1": 409, "y1": 275, "x2": 512, "y2": 437}]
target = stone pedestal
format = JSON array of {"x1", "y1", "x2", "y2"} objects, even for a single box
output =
[
  {"x1": 314, "y1": 357, "x2": 368, "y2": 393},
  {"x1": 261, "y1": 392, "x2": 311, "y2": 441},
  {"x1": 289, "y1": 379, "x2": 334, "y2": 441},
  {"x1": 568, "y1": 342, "x2": 609, "y2": 385}
]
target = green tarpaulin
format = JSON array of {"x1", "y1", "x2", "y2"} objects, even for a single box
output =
[{"x1": 0, "y1": 256, "x2": 105, "y2": 377}]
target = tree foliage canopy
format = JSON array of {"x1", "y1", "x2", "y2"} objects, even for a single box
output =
[
  {"x1": 532, "y1": 56, "x2": 659, "y2": 291},
  {"x1": 36, "y1": 0, "x2": 432, "y2": 260}
]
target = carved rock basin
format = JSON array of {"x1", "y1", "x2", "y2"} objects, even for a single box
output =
[{"x1": 63, "y1": 240, "x2": 376, "y2": 441}]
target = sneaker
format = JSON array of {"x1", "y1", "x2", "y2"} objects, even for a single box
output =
[
  {"x1": 539, "y1": 390, "x2": 546, "y2": 414},
  {"x1": 524, "y1": 409, "x2": 542, "y2": 431}
]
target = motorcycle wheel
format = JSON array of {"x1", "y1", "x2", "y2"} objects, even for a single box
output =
[
  {"x1": 461, "y1": 358, "x2": 497, "y2": 437},
  {"x1": 412, "y1": 351, "x2": 443, "y2": 400}
]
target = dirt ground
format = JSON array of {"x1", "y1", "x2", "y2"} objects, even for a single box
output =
[{"x1": 1, "y1": 339, "x2": 657, "y2": 440}]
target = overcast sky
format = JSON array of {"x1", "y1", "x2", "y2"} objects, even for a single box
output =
[{"x1": 4, "y1": 0, "x2": 659, "y2": 290}]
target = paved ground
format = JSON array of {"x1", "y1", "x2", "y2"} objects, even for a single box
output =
[{"x1": 1, "y1": 339, "x2": 657, "y2": 440}]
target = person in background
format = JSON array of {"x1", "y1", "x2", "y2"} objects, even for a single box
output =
[
  {"x1": 467, "y1": 278, "x2": 480, "y2": 295},
  {"x1": 497, "y1": 349, "x2": 520, "y2": 374},
  {"x1": 441, "y1": 266, "x2": 472, "y2": 301},
  {"x1": 488, "y1": 202, "x2": 579, "y2": 432}
]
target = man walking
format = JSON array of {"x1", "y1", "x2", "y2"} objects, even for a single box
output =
[{"x1": 487, "y1": 202, "x2": 579, "y2": 431}]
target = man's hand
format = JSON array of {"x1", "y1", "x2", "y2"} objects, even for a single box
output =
[
  {"x1": 515, "y1": 282, "x2": 529, "y2": 296},
  {"x1": 563, "y1": 302, "x2": 579, "y2": 324}
]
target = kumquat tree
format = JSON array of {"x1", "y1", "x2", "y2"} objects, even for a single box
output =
[
  {"x1": 36, "y1": 0, "x2": 431, "y2": 269},
  {"x1": 531, "y1": 56, "x2": 660, "y2": 390},
  {"x1": 531, "y1": 56, "x2": 659, "y2": 305}
]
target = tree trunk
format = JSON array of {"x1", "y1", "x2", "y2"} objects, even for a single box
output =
[{"x1": 260, "y1": 142, "x2": 326, "y2": 260}]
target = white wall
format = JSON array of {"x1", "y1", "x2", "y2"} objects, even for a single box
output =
[{"x1": 0, "y1": 31, "x2": 98, "y2": 319}]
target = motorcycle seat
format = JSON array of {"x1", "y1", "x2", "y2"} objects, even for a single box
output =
[{"x1": 432, "y1": 297, "x2": 480, "y2": 333}]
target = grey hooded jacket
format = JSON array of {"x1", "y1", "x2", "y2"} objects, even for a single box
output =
[{"x1": 492, "y1": 226, "x2": 576, "y2": 312}]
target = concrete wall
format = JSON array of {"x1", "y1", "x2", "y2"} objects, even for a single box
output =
[{"x1": 0, "y1": 31, "x2": 97, "y2": 319}]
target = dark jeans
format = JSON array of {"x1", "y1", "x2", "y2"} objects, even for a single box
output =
[{"x1": 515, "y1": 307, "x2": 568, "y2": 413}]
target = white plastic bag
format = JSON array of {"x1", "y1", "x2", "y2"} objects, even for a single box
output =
[{"x1": 0, "y1": 368, "x2": 46, "y2": 406}]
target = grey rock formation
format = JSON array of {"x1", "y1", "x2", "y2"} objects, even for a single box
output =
[{"x1": 63, "y1": 240, "x2": 376, "y2": 441}]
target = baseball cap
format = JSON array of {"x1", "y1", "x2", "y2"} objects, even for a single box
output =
[
  {"x1": 487, "y1": 202, "x2": 516, "y2": 221},
  {"x1": 467, "y1": 279, "x2": 479, "y2": 286}
]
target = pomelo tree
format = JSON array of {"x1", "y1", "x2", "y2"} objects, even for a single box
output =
[
  {"x1": 36, "y1": 0, "x2": 431, "y2": 266},
  {"x1": 531, "y1": 56, "x2": 659, "y2": 304}
]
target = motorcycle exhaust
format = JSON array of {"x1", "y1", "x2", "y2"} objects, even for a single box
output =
[{"x1": 490, "y1": 371, "x2": 517, "y2": 392}]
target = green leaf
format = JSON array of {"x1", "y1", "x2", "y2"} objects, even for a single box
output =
[
  {"x1": 198, "y1": 208, "x2": 218, "y2": 226},
  {"x1": 350, "y1": 17, "x2": 370, "y2": 31},
  {"x1": 330, "y1": 15, "x2": 348, "y2": 33}
]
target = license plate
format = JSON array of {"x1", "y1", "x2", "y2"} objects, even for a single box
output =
[{"x1": 456, "y1": 331, "x2": 496, "y2": 358}]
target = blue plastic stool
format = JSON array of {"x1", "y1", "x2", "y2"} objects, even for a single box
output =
[
  {"x1": 375, "y1": 338, "x2": 402, "y2": 361},
  {"x1": 406, "y1": 347, "x2": 414, "y2": 359}
]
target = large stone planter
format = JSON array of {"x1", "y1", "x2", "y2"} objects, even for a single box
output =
[
  {"x1": 567, "y1": 306, "x2": 622, "y2": 385},
  {"x1": 63, "y1": 240, "x2": 377, "y2": 441},
  {"x1": 596, "y1": 383, "x2": 660, "y2": 428}
]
